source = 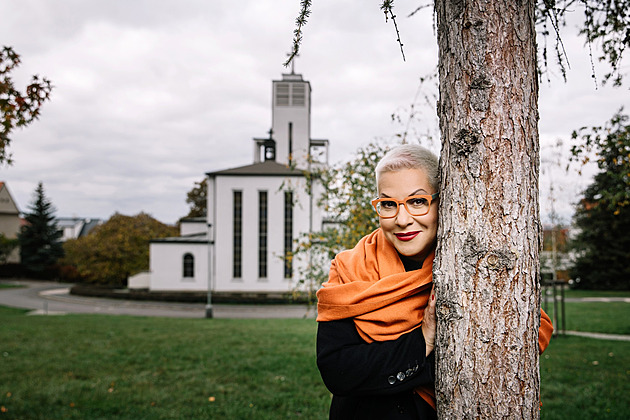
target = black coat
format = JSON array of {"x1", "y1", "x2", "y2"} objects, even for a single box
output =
[{"x1": 317, "y1": 317, "x2": 437, "y2": 420}]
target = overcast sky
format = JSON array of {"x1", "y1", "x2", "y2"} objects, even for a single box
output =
[{"x1": 1, "y1": 1, "x2": 628, "y2": 226}]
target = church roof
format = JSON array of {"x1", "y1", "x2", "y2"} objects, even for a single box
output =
[
  {"x1": 206, "y1": 160, "x2": 306, "y2": 177},
  {"x1": 151, "y1": 232, "x2": 210, "y2": 244}
]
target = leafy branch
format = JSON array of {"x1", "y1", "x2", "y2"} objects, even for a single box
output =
[
  {"x1": 0, "y1": 46, "x2": 53, "y2": 165},
  {"x1": 284, "y1": 0, "x2": 312, "y2": 68}
]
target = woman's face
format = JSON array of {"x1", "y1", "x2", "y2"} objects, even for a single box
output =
[{"x1": 377, "y1": 168, "x2": 438, "y2": 262}]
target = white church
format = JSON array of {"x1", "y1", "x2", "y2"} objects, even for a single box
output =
[{"x1": 133, "y1": 71, "x2": 329, "y2": 298}]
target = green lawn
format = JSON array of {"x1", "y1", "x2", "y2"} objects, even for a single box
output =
[
  {"x1": 0, "y1": 283, "x2": 23, "y2": 290},
  {"x1": 0, "y1": 306, "x2": 330, "y2": 419},
  {"x1": 562, "y1": 289, "x2": 630, "y2": 299},
  {"x1": 540, "y1": 336, "x2": 630, "y2": 419},
  {"x1": 1, "y1": 293, "x2": 628, "y2": 419},
  {"x1": 544, "y1": 301, "x2": 630, "y2": 335}
]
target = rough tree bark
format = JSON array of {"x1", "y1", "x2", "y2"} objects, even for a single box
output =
[{"x1": 434, "y1": 0, "x2": 542, "y2": 418}]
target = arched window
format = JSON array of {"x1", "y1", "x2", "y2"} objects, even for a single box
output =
[{"x1": 183, "y1": 253, "x2": 194, "y2": 278}]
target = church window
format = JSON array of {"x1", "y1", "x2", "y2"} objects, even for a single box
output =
[
  {"x1": 291, "y1": 83, "x2": 305, "y2": 106},
  {"x1": 233, "y1": 190, "x2": 242, "y2": 278},
  {"x1": 183, "y1": 253, "x2": 194, "y2": 278},
  {"x1": 284, "y1": 191, "x2": 293, "y2": 278},
  {"x1": 275, "y1": 82, "x2": 306, "y2": 107},
  {"x1": 276, "y1": 83, "x2": 290, "y2": 106},
  {"x1": 258, "y1": 190, "x2": 268, "y2": 278}
]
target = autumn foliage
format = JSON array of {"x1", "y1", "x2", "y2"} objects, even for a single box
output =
[
  {"x1": 0, "y1": 46, "x2": 53, "y2": 165},
  {"x1": 62, "y1": 213, "x2": 178, "y2": 286}
]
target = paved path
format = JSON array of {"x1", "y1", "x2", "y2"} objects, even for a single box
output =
[
  {"x1": 0, "y1": 280, "x2": 316, "y2": 319},
  {"x1": 2, "y1": 281, "x2": 629, "y2": 341},
  {"x1": 563, "y1": 330, "x2": 630, "y2": 341}
]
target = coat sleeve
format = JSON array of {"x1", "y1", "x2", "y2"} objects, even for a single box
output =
[
  {"x1": 317, "y1": 318, "x2": 435, "y2": 397},
  {"x1": 539, "y1": 308, "x2": 553, "y2": 354}
]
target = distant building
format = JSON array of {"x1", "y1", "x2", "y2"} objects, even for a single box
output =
[
  {"x1": 0, "y1": 182, "x2": 21, "y2": 263},
  {"x1": 138, "y1": 71, "x2": 329, "y2": 297},
  {"x1": 57, "y1": 217, "x2": 103, "y2": 241},
  {"x1": 540, "y1": 225, "x2": 574, "y2": 283}
]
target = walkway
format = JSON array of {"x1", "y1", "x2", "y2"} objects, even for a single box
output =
[{"x1": 0, "y1": 280, "x2": 316, "y2": 319}]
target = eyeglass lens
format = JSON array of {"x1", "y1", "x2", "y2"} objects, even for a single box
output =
[{"x1": 376, "y1": 196, "x2": 430, "y2": 217}]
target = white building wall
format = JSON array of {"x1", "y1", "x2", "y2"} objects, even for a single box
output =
[
  {"x1": 212, "y1": 174, "x2": 315, "y2": 293},
  {"x1": 180, "y1": 221, "x2": 206, "y2": 236},
  {"x1": 149, "y1": 242, "x2": 209, "y2": 291}
]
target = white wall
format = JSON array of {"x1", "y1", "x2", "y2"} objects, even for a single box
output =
[
  {"x1": 180, "y1": 221, "x2": 206, "y2": 236},
  {"x1": 211, "y1": 174, "x2": 315, "y2": 293},
  {"x1": 149, "y1": 242, "x2": 209, "y2": 291}
]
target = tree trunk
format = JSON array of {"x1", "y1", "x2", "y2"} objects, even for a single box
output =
[{"x1": 434, "y1": 0, "x2": 542, "y2": 418}]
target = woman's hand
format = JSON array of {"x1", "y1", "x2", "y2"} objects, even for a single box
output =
[{"x1": 422, "y1": 285, "x2": 436, "y2": 357}]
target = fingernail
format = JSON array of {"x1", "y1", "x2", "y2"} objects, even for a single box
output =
[{"x1": 431, "y1": 294, "x2": 435, "y2": 301}]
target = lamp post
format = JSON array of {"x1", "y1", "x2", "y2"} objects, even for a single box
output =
[{"x1": 205, "y1": 221, "x2": 213, "y2": 318}]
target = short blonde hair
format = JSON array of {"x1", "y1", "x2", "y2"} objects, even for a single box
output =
[{"x1": 375, "y1": 144, "x2": 439, "y2": 192}]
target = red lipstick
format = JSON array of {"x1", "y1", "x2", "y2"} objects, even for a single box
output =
[{"x1": 395, "y1": 231, "x2": 420, "y2": 241}]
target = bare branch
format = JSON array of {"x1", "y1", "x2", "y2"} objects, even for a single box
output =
[{"x1": 381, "y1": 0, "x2": 406, "y2": 61}]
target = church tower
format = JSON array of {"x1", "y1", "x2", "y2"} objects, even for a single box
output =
[{"x1": 271, "y1": 72, "x2": 311, "y2": 167}]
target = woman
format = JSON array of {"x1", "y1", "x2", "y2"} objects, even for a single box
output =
[{"x1": 316, "y1": 144, "x2": 553, "y2": 419}]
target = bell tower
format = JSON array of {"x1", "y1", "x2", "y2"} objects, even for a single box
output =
[{"x1": 271, "y1": 72, "x2": 311, "y2": 168}]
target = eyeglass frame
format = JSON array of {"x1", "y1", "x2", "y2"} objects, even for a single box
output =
[{"x1": 371, "y1": 193, "x2": 439, "y2": 219}]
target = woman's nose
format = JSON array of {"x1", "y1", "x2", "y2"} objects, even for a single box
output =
[{"x1": 395, "y1": 204, "x2": 413, "y2": 226}]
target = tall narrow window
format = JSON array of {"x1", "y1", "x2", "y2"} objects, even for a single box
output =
[
  {"x1": 284, "y1": 191, "x2": 293, "y2": 278},
  {"x1": 233, "y1": 190, "x2": 242, "y2": 278},
  {"x1": 258, "y1": 191, "x2": 268, "y2": 278},
  {"x1": 183, "y1": 253, "x2": 194, "y2": 278}
]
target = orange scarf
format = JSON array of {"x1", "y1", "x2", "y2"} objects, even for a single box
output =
[
  {"x1": 316, "y1": 228, "x2": 436, "y2": 408},
  {"x1": 316, "y1": 228, "x2": 554, "y2": 411}
]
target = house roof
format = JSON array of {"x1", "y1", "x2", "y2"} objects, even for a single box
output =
[
  {"x1": 0, "y1": 182, "x2": 20, "y2": 215},
  {"x1": 151, "y1": 232, "x2": 210, "y2": 244},
  {"x1": 206, "y1": 160, "x2": 306, "y2": 177},
  {"x1": 179, "y1": 217, "x2": 206, "y2": 224}
]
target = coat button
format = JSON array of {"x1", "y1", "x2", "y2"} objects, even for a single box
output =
[
  {"x1": 406, "y1": 368, "x2": 413, "y2": 377},
  {"x1": 388, "y1": 375, "x2": 396, "y2": 385},
  {"x1": 397, "y1": 372, "x2": 405, "y2": 381}
]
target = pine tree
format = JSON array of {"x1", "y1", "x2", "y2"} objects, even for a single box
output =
[{"x1": 18, "y1": 182, "x2": 64, "y2": 275}]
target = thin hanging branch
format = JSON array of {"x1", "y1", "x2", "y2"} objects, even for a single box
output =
[
  {"x1": 284, "y1": 0, "x2": 312, "y2": 68},
  {"x1": 407, "y1": 3, "x2": 432, "y2": 18},
  {"x1": 381, "y1": 0, "x2": 406, "y2": 61}
]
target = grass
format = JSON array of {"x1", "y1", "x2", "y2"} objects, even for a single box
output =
[
  {"x1": 561, "y1": 289, "x2": 630, "y2": 299},
  {"x1": 540, "y1": 336, "x2": 630, "y2": 419},
  {"x1": 543, "y1": 301, "x2": 630, "y2": 335},
  {"x1": 1, "y1": 289, "x2": 628, "y2": 419},
  {"x1": 0, "y1": 284, "x2": 23, "y2": 290},
  {"x1": 0, "y1": 306, "x2": 330, "y2": 419}
]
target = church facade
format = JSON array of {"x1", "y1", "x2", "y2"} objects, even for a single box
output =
[{"x1": 139, "y1": 72, "x2": 329, "y2": 296}]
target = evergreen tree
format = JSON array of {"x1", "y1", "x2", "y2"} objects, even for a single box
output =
[
  {"x1": 18, "y1": 182, "x2": 64, "y2": 274},
  {"x1": 570, "y1": 110, "x2": 630, "y2": 290}
]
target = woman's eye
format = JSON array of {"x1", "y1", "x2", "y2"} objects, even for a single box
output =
[
  {"x1": 409, "y1": 198, "x2": 428, "y2": 207},
  {"x1": 381, "y1": 201, "x2": 397, "y2": 209}
]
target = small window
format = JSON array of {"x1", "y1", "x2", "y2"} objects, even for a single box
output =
[{"x1": 183, "y1": 253, "x2": 194, "y2": 278}]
